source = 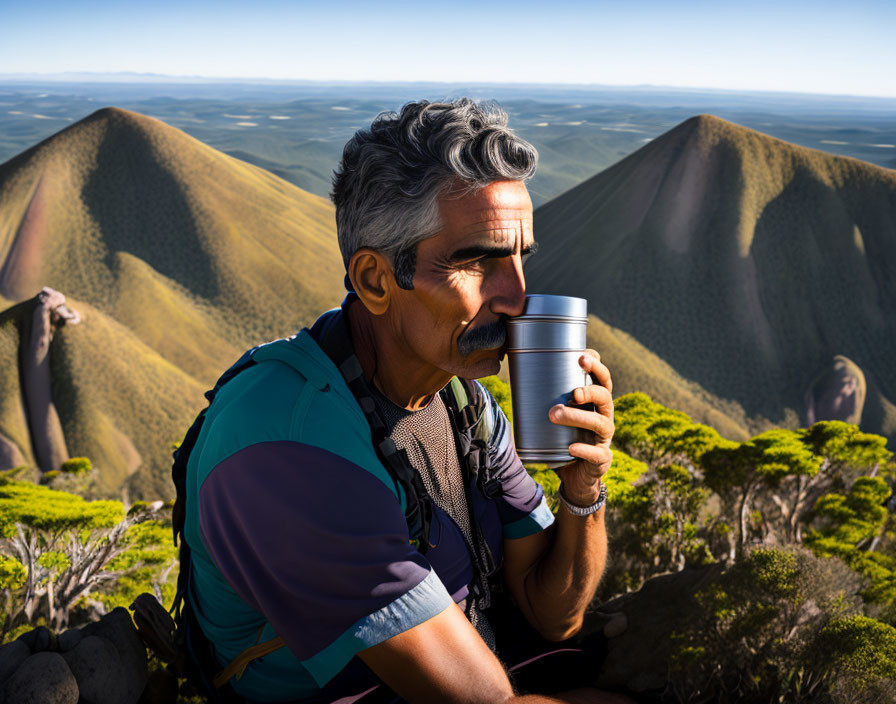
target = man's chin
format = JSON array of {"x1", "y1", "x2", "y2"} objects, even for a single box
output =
[{"x1": 457, "y1": 354, "x2": 502, "y2": 380}]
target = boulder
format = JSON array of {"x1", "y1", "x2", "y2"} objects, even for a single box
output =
[
  {"x1": 589, "y1": 562, "x2": 726, "y2": 693},
  {"x1": 81, "y1": 607, "x2": 148, "y2": 702},
  {"x1": 805, "y1": 355, "x2": 866, "y2": 425},
  {"x1": 0, "y1": 651, "x2": 79, "y2": 704},
  {"x1": 62, "y1": 635, "x2": 128, "y2": 704},
  {"x1": 57, "y1": 627, "x2": 84, "y2": 653},
  {"x1": 16, "y1": 624, "x2": 54, "y2": 653},
  {"x1": 0, "y1": 639, "x2": 30, "y2": 686}
]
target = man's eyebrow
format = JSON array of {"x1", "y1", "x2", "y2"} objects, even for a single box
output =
[{"x1": 448, "y1": 240, "x2": 538, "y2": 263}]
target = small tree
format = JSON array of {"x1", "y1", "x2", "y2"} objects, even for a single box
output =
[
  {"x1": 702, "y1": 429, "x2": 822, "y2": 558},
  {"x1": 817, "y1": 615, "x2": 896, "y2": 704},
  {"x1": 613, "y1": 393, "x2": 726, "y2": 470},
  {"x1": 805, "y1": 476, "x2": 896, "y2": 621},
  {"x1": 0, "y1": 476, "x2": 169, "y2": 634},
  {"x1": 670, "y1": 547, "x2": 869, "y2": 703},
  {"x1": 607, "y1": 463, "x2": 712, "y2": 593}
]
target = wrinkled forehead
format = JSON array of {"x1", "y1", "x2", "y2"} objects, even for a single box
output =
[{"x1": 437, "y1": 181, "x2": 534, "y2": 246}]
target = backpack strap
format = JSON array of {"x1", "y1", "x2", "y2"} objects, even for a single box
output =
[
  {"x1": 309, "y1": 295, "x2": 434, "y2": 552},
  {"x1": 442, "y1": 377, "x2": 502, "y2": 499},
  {"x1": 440, "y1": 377, "x2": 503, "y2": 610},
  {"x1": 169, "y1": 345, "x2": 271, "y2": 702}
]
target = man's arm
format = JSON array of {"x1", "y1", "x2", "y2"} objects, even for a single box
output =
[
  {"x1": 359, "y1": 604, "x2": 619, "y2": 704},
  {"x1": 502, "y1": 350, "x2": 614, "y2": 641}
]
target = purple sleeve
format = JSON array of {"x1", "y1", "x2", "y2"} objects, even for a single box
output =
[
  {"x1": 481, "y1": 387, "x2": 556, "y2": 538},
  {"x1": 198, "y1": 440, "x2": 446, "y2": 661}
]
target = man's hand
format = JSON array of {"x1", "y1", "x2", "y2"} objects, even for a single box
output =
[{"x1": 548, "y1": 349, "x2": 614, "y2": 506}]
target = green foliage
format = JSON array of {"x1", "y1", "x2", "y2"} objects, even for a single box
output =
[
  {"x1": 60, "y1": 457, "x2": 93, "y2": 476},
  {"x1": 818, "y1": 615, "x2": 896, "y2": 702},
  {"x1": 479, "y1": 375, "x2": 512, "y2": 426},
  {"x1": 602, "y1": 449, "x2": 647, "y2": 504},
  {"x1": 805, "y1": 477, "x2": 896, "y2": 614},
  {"x1": 526, "y1": 449, "x2": 646, "y2": 515},
  {"x1": 99, "y1": 520, "x2": 178, "y2": 612},
  {"x1": 670, "y1": 547, "x2": 873, "y2": 703},
  {"x1": 803, "y1": 421, "x2": 893, "y2": 473},
  {"x1": 0, "y1": 556, "x2": 25, "y2": 591},
  {"x1": 0, "y1": 478, "x2": 124, "y2": 536},
  {"x1": 820, "y1": 615, "x2": 896, "y2": 680},
  {"x1": 603, "y1": 461, "x2": 712, "y2": 596},
  {"x1": 0, "y1": 475, "x2": 170, "y2": 635},
  {"x1": 526, "y1": 464, "x2": 560, "y2": 512},
  {"x1": 614, "y1": 393, "x2": 702, "y2": 467}
]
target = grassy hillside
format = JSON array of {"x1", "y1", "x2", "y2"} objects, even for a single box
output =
[
  {"x1": 0, "y1": 108, "x2": 347, "y2": 496},
  {"x1": 528, "y1": 114, "x2": 896, "y2": 444},
  {"x1": 585, "y1": 315, "x2": 752, "y2": 441},
  {"x1": 0, "y1": 107, "x2": 345, "y2": 352}
]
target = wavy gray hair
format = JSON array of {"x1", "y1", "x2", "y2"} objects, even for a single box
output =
[{"x1": 331, "y1": 98, "x2": 538, "y2": 290}]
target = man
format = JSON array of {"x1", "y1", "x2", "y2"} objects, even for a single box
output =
[{"x1": 182, "y1": 99, "x2": 618, "y2": 703}]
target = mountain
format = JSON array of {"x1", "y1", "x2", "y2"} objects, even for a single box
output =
[
  {"x1": 528, "y1": 114, "x2": 896, "y2": 444},
  {"x1": 0, "y1": 108, "x2": 346, "y2": 496}
]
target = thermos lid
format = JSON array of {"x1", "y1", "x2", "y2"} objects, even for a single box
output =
[{"x1": 517, "y1": 294, "x2": 587, "y2": 320}]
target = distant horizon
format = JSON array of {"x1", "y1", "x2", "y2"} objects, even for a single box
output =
[
  {"x1": 3, "y1": 1, "x2": 893, "y2": 99},
  {"x1": 2, "y1": 72, "x2": 896, "y2": 103}
]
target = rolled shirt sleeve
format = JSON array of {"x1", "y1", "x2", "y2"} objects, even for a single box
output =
[{"x1": 198, "y1": 440, "x2": 454, "y2": 687}]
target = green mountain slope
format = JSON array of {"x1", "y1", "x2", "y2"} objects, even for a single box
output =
[
  {"x1": 528, "y1": 114, "x2": 896, "y2": 443},
  {"x1": 0, "y1": 108, "x2": 347, "y2": 496}
]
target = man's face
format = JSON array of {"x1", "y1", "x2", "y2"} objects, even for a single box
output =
[{"x1": 387, "y1": 180, "x2": 535, "y2": 380}]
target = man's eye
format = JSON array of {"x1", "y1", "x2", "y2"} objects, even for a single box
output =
[{"x1": 464, "y1": 257, "x2": 490, "y2": 271}]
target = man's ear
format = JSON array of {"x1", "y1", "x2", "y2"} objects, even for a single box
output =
[{"x1": 347, "y1": 248, "x2": 394, "y2": 315}]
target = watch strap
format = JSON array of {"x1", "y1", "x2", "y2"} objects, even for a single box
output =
[{"x1": 558, "y1": 482, "x2": 607, "y2": 516}]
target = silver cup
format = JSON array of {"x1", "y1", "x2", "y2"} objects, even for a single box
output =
[{"x1": 507, "y1": 294, "x2": 593, "y2": 466}]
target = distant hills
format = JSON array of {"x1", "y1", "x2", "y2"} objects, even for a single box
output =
[
  {"x1": 0, "y1": 108, "x2": 345, "y2": 495},
  {"x1": 527, "y1": 114, "x2": 896, "y2": 443},
  {"x1": 2, "y1": 108, "x2": 894, "y2": 498}
]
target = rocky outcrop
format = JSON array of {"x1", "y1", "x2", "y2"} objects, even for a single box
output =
[
  {"x1": 0, "y1": 433, "x2": 25, "y2": 472},
  {"x1": 805, "y1": 355, "x2": 866, "y2": 426},
  {"x1": 0, "y1": 608, "x2": 147, "y2": 704},
  {"x1": 17, "y1": 287, "x2": 79, "y2": 474}
]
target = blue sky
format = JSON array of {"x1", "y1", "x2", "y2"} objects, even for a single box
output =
[{"x1": 2, "y1": 0, "x2": 894, "y2": 97}]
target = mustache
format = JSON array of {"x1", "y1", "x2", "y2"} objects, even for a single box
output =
[{"x1": 458, "y1": 318, "x2": 508, "y2": 357}]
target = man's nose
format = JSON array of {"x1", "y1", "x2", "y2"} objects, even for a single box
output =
[{"x1": 489, "y1": 255, "x2": 527, "y2": 318}]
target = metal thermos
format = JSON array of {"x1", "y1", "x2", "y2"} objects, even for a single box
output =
[{"x1": 507, "y1": 294, "x2": 592, "y2": 466}]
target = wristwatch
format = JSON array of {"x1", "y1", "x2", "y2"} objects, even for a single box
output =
[{"x1": 558, "y1": 482, "x2": 607, "y2": 516}]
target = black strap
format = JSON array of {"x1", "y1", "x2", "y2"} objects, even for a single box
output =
[
  {"x1": 309, "y1": 294, "x2": 434, "y2": 552},
  {"x1": 442, "y1": 377, "x2": 499, "y2": 609}
]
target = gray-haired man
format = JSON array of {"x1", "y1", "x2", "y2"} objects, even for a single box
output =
[{"x1": 185, "y1": 99, "x2": 623, "y2": 703}]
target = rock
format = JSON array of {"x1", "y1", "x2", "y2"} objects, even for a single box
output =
[
  {"x1": 805, "y1": 355, "x2": 866, "y2": 425},
  {"x1": 0, "y1": 651, "x2": 79, "y2": 704},
  {"x1": 57, "y1": 628, "x2": 84, "y2": 653},
  {"x1": 590, "y1": 562, "x2": 726, "y2": 693},
  {"x1": 0, "y1": 639, "x2": 30, "y2": 686},
  {"x1": 62, "y1": 635, "x2": 127, "y2": 704},
  {"x1": 602, "y1": 612, "x2": 628, "y2": 639},
  {"x1": 82, "y1": 608, "x2": 148, "y2": 702},
  {"x1": 16, "y1": 625, "x2": 54, "y2": 653},
  {"x1": 137, "y1": 666, "x2": 178, "y2": 704}
]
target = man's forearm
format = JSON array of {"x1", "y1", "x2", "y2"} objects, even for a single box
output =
[{"x1": 523, "y1": 498, "x2": 607, "y2": 641}]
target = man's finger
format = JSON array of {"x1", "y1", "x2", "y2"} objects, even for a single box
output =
[
  {"x1": 567, "y1": 443, "x2": 612, "y2": 472},
  {"x1": 550, "y1": 404, "x2": 614, "y2": 443},
  {"x1": 567, "y1": 383, "x2": 614, "y2": 420},
  {"x1": 580, "y1": 350, "x2": 612, "y2": 394}
]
